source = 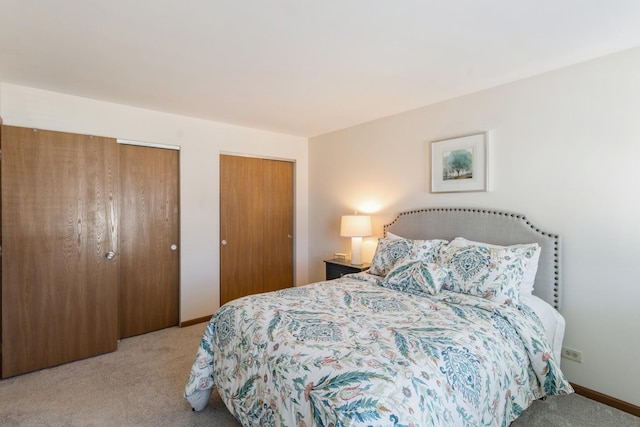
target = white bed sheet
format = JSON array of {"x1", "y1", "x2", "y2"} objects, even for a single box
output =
[{"x1": 522, "y1": 294, "x2": 566, "y2": 363}]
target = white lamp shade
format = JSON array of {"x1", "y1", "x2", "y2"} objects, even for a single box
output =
[{"x1": 340, "y1": 215, "x2": 372, "y2": 237}]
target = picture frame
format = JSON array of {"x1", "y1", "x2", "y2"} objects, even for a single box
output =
[{"x1": 430, "y1": 132, "x2": 489, "y2": 193}]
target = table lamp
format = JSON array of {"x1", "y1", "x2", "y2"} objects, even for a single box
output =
[{"x1": 340, "y1": 215, "x2": 372, "y2": 265}]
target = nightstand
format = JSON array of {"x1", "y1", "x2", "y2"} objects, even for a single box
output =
[{"x1": 324, "y1": 259, "x2": 370, "y2": 280}]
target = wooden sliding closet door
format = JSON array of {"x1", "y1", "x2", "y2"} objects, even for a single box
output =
[
  {"x1": 220, "y1": 155, "x2": 264, "y2": 304},
  {"x1": 219, "y1": 155, "x2": 293, "y2": 305},
  {"x1": 1, "y1": 126, "x2": 119, "y2": 378},
  {"x1": 262, "y1": 158, "x2": 294, "y2": 293},
  {"x1": 118, "y1": 144, "x2": 179, "y2": 339}
]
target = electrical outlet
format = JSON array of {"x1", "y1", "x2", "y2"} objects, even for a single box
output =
[{"x1": 561, "y1": 346, "x2": 583, "y2": 363}]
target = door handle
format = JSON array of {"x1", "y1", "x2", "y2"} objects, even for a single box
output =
[
  {"x1": 221, "y1": 240, "x2": 227, "y2": 246},
  {"x1": 105, "y1": 251, "x2": 116, "y2": 260}
]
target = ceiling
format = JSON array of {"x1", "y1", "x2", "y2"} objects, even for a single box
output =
[{"x1": 1, "y1": 1, "x2": 640, "y2": 137}]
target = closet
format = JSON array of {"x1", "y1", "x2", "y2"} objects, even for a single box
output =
[
  {"x1": 0, "y1": 126, "x2": 179, "y2": 378},
  {"x1": 119, "y1": 143, "x2": 179, "y2": 339},
  {"x1": 219, "y1": 154, "x2": 294, "y2": 305}
]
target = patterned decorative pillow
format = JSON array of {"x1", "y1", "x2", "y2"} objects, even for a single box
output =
[
  {"x1": 382, "y1": 259, "x2": 449, "y2": 296},
  {"x1": 442, "y1": 244, "x2": 537, "y2": 305},
  {"x1": 448, "y1": 237, "x2": 541, "y2": 297},
  {"x1": 369, "y1": 238, "x2": 448, "y2": 277}
]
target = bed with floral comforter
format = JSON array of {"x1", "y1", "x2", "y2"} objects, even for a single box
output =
[{"x1": 184, "y1": 273, "x2": 572, "y2": 426}]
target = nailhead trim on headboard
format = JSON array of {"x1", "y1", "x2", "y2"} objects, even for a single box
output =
[{"x1": 384, "y1": 208, "x2": 561, "y2": 309}]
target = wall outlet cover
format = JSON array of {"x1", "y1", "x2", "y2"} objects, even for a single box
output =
[{"x1": 561, "y1": 346, "x2": 583, "y2": 363}]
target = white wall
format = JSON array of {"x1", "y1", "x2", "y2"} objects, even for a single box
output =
[
  {"x1": 0, "y1": 83, "x2": 309, "y2": 323},
  {"x1": 309, "y1": 47, "x2": 640, "y2": 406}
]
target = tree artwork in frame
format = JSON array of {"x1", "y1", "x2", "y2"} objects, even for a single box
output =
[{"x1": 431, "y1": 132, "x2": 488, "y2": 193}]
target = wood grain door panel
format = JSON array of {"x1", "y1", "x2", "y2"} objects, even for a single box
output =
[
  {"x1": 1, "y1": 126, "x2": 119, "y2": 377},
  {"x1": 220, "y1": 155, "x2": 264, "y2": 305},
  {"x1": 119, "y1": 144, "x2": 179, "y2": 338},
  {"x1": 220, "y1": 155, "x2": 293, "y2": 305},
  {"x1": 262, "y1": 159, "x2": 294, "y2": 293}
]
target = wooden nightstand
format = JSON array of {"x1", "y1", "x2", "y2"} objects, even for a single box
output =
[{"x1": 324, "y1": 259, "x2": 370, "y2": 280}]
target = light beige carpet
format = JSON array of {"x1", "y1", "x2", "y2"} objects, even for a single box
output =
[{"x1": 0, "y1": 323, "x2": 637, "y2": 426}]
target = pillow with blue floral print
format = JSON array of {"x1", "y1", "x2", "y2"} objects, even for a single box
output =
[
  {"x1": 382, "y1": 258, "x2": 450, "y2": 295},
  {"x1": 369, "y1": 238, "x2": 448, "y2": 276},
  {"x1": 448, "y1": 237, "x2": 541, "y2": 298},
  {"x1": 442, "y1": 244, "x2": 537, "y2": 305}
]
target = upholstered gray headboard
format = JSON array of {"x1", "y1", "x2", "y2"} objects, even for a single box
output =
[{"x1": 384, "y1": 208, "x2": 561, "y2": 309}]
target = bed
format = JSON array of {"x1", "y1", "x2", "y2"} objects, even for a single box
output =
[{"x1": 185, "y1": 208, "x2": 573, "y2": 426}]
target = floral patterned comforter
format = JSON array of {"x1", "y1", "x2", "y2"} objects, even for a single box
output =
[{"x1": 185, "y1": 274, "x2": 572, "y2": 426}]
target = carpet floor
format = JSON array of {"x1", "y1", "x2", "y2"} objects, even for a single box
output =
[{"x1": 0, "y1": 323, "x2": 637, "y2": 426}]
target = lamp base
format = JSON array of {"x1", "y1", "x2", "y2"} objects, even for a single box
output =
[{"x1": 350, "y1": 236, "x2": 363, "y2": 265}]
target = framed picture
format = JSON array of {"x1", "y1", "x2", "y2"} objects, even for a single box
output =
[{"x1": 431, "y1": 132, "x2": 488, "y2": 193}]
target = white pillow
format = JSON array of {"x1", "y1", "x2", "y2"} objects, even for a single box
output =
[
  {"x1": 386, "y1": 231, "x2": 404, "y2": 239},
  {"x1": 448, "y1": 237, "x2": 541, "y2": 297}
]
